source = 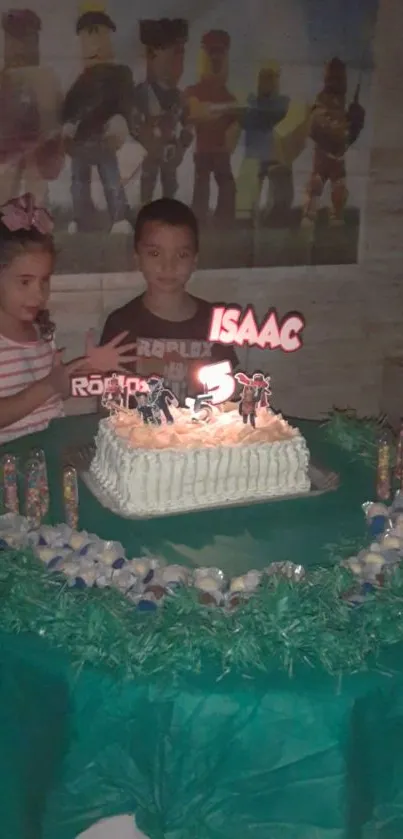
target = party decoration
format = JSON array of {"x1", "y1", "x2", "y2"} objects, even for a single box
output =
[
  {"x1": 235, "y1": 372, "x2": 271, "y2": 407},
  {"x1": 363, "y1": 501, "x2": 390, "y2": 539},
  {"x1": 235, "y1": 371, "x2": 271, "y2": 427},
  {"x1": 3, "y1": 510, "x2": 403, "y2": 679},
  {"x1": 343, "y1": 493, "x2": 403, "y2": 592},
  {"x1": 198, "y1": 360, "x2": 236, "y2": 405},
  {"x1": 71, "y1": 373, "x2": 149, "y2": 400},
  {"x1": 238, "y1": 382, "x2": 258, "y2": 427},
  {"x1": 0, "y1": 454, "x2": 19, "y2": 514},
  {"x1": 62, "y1": 466, "x2": 79, "y2": 529},
  {"x1": 395, "y1": 419, "x2": 403, "y2": 488},
  {"x1": 323, "y1": 409, "x2": 386, "y2": 466},
  {"x1": 25, "y1": 448, "x2": 48, "y2": 525},
  {"x1": 376, "y1": 429, "x2": 392, "y2": 501},
  {"x1": 24, "y1": 456, "x2": 43, "y2": 528},
  {"x1": 2, "y1": 413, "x2": 401, "y2": 680},
  {"x1": 139, "y1": 376, "x2": 178, "y2": 425},
  {"x1": 266, "y1": 562, "x2": 305, "y2": 582},
  {"x1": 185, "y1": 393, "x2": 214, "y2": 423},
  {"x1": 100, "y1": 373, "x2": 125, "y2": 412},
  {"x1": 72, "y1": 364, "x2": 236, "y2": 413},
  {"x1": 208, "y1": 305, "x2": 304, "y2": 351}
]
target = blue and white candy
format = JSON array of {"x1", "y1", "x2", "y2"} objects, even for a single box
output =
[{"x1": 363, "y1": 502, "x2": 391, "y2": 538}]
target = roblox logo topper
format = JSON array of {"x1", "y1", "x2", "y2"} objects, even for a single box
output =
[{"x1": 70, "y1": 374, "x2": 149, "y2": 398}]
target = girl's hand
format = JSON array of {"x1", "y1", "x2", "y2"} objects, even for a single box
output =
[
  {"x1": 47, "y1": 350, "x2": 79, "y2": 399},
  {"x1": 84, "y1": 330, "x2": 137, "y2": 373}
]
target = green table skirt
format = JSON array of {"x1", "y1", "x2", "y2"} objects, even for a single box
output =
[
  {"x1": 1, "y1": 415, "x2": 401, "y2": 839},
  {"x1": 1, "y1": 633, "x2": 403, "y2": 839}
]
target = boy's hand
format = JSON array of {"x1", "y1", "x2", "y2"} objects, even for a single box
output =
[{"x1": 84, "y1": 330, "x2": 137, "y2": 373}]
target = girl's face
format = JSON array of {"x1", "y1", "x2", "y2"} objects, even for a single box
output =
[{"x1": 0, "y1": 249, "x2": 53, "y2": 325}]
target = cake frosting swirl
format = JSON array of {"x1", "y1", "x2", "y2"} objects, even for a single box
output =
[{"x1": 90, "y1": 405, "x2": 311, "y2": 517}]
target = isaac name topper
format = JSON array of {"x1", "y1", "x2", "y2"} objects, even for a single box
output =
[{"x1": 208, "y1": 305, "x2": 305, "y2": 352}]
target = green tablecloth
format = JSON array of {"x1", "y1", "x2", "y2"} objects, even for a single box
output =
[
  {"x1": 1, "y1": 414, "x2": 371, "y2": 573},
  {"x1": 1, "y1": 416, "x2": 403, "y2": 839}
]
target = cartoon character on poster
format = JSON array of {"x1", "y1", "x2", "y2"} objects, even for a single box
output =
[
  {"x1": 0, "y1": 10, "x2": 64, "y2": 206},
  {"x1": 236, "y1": 61, "x2": 310, "y2": 222},
  {"x1": 145, "y1": 376, "x2": 178, "y2": 425},
  {"x1": 185, "y1": 30, "x2": 240, "y2": 223},
  {"x1": 235, "y1": 372, "x2": 271, "y2": 427},
  {"x1": 131, "y1": 18, "x2": 193, "y2": 204},
  {"x1": 62, "y1": 3, "x2": 135, "y2": 234},
  {"x1": 302, "y1": 57, "x2": 365, "y2": 228}
]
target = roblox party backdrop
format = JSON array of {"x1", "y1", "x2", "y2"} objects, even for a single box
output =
[{"x1": 0, "y1": 0, "x2": 378, "y2": 273}]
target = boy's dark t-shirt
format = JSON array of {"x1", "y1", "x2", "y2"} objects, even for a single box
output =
[{"x1": 100, "y1": 293, "x2": 238, "y2": 402}]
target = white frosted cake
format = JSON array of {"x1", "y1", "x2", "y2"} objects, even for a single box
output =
[{"x1": 89, "y1": 405, "x2": 311, "y2": 517}]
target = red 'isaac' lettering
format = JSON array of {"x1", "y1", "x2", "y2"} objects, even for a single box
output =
[{"x1": 208, "y1": 306, "x2": 304, "y2": 352}]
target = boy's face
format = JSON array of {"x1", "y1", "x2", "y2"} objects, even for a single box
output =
[{"x1": 135, "y1": 221, "x2": 197, "y2": 296}]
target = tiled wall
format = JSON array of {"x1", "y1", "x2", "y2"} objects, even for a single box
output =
[{"x1": 56, "y1": 0, "x2": 403, "y2": 420}]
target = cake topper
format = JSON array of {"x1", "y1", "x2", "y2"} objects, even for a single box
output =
[
  {"x1": 72, "y1": 363, "x2": 276, "y2": 422},
  {"x1": 235, "y1": 372, "x2": 272, "y2": 427},
  {"x1": 208, "y1": 305, "x2": 304, "y2": 351},
  {"x1": 198, "y1": 360, "x2": 236, "y2": 404},
  {"x1": 71, "y1": 373, "x2": 148, "y2": 400},
  {"x1": 135, "y1": 392, "x2": 156, "y2": 425},
  {"x1": 101, "y1": 373, "x2": 124, "y2": 413},
  {"x1": 238, "y1": 384, "x2": 258, "y2": 427},
  {"x1": 145, "y1": 376, "x2": 178, "y2": 425},
  {"x1": 235, "y1": 372, "x2": 271, "y2": 408},
  {"x1": 185, "y1": 393, "x2": 214, "y2": 423}
]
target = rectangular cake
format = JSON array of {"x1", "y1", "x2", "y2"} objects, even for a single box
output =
[{"x1": 89, "y1": 405, "x2": 311, "y2": 517}]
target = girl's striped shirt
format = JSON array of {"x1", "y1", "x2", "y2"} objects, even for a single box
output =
[{"x1": 0, "y1": 331, "x2": 63, "y2": 444}]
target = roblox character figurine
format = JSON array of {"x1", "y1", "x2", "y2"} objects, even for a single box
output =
[
  {"x1": 186, "y1": 30, "x2": 239, "y2": 222},
  {"x1": 101, "y1": 374, "x2": 124, "y2": 412},
  {"x1": 0, "y1": 9, "x2": 64, "y2": 205},
  {"x1": 62, "y1": 3, "x2": 135, "y2": 234},
  {"x1": 131, "y1": 18, "x2": 193, "y2": 204},
  {"x1": 136, "y1": 392, "x2": 155, "y2": 425},
  {"x1": 146, "y1": 376, "x2": 178, "y2": 424},
  {"x1": 248, "y1": 372, "x2": 271, "y2": 408},
  {"x1": 238, "y1": 385, "x2": 259, "y2": 428},
  {"x1": 235, "y1": 372, "x2": 271, "y2": 427},
  {"x1": 302, "y1": 57, "x2": 365, "y2": 227}
]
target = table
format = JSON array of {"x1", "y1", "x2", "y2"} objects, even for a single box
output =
[
  {"x1": 0, "y1": 414, "x2": 371, "y2": 573},
  {"x1": 1, "y1": 415, "x2": 403, "y2": 839}
]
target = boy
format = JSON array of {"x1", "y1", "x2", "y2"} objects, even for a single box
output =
[{"x1": 100, "y1": 198, "x2": 238, "y2": 402}]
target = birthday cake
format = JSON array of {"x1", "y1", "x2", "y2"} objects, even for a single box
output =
[{"x1": 90, "y1": 402, "x2": 311, "y2": 517}]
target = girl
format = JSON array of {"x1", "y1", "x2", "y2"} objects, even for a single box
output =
[{"x1": 0, "y1": 193, "x2": 136, "y2": 443}]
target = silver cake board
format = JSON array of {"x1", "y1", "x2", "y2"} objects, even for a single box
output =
[{"x1": 65, "y1": 444, "x2": 340, "y2": 521}]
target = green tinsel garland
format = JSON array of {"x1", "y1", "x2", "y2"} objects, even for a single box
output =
[
  {"x1": 323, "y1": 409, "x2": 388, "y2": 466},
  {"x1": 2, "y1": 545, "x2": 403, "y2": 680}
]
